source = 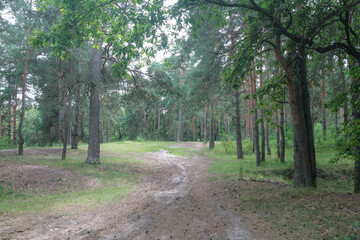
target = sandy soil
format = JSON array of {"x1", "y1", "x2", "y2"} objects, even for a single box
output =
[{"x1": 0, "y1": 143, "x2": 280, "y2": 240}]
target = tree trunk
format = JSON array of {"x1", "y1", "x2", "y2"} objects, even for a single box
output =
[
  {"x1": 13, "y1": 87, "x2": 18, "y2": 145},
  {"x1": 209, "y1": 98, "x2": 215, "y2": 149},
  {"x1": 321, "y1": 67, "x2": 327, "y2": 140},
  {"x1": 203, "y1": 103, "x2": 208, "y2": 144},
  {"x1": 168, "y1": 107, "x2": 172, "y2": 141},
  {"x1": 339, "y1": 55, "x2": 348, "y2": 125},
  {"x1": 58, "y1": 59, "x2": 66, "y2": 145},
  {"x1": 275, "y1": 41, "x2": 316, "y2": 188},
  {"x1": 349, "y1": 61, "x2": 360, "y2": 193},
  {"x1": 193, "y1": 115, "x2": 196, "y2": 141},
  {"x1": 280, "y1": 100, "x2": 285, "y2": 163},
  {"x1": 260, "y1": 52, "x2": 265, "y2": 162},
  {"x1": 310, "y1": 80, "x2": 315, "y2": 131},
  {"x1": 157, "y1": 104, "x2": 161, "y2": 141},
  {"x1": 144, "y1": 111, "x2": 149, "y2": 140},
  {"x1": 71, "y1": 84, "x2": 80, "y2": 149},
  {"x1": 86, "y1": 38, "x2": 103, "y2": 165},
  {"x1": 235, "y1": 89, "x2": 243, "y2": 159},
  {"x1": 7, "y1": 101, "x2": 11, "y2": 140},
  {"x1": 106, "y1": 120, "x2": 110, "y2": 143},
  {"x1": 18, "y1": 0, "x2": 32, "y2": 155},
  {"x1": 177, "y1": 103, "x2": 183, "y2": 142},
  {"x1": 62, "y1": 106, "x2": 68, "y2": 160},
  {"x1": 217, "y1": 106, "x2": 220, "y2": 140},
  {"x1": 251, "y1": 68, "x2": 261, "y2": 166},
  {"x1": 199, "y1": 119, "x2": 202, "y2": 142},
  {"x1": 153, "y1": 105, "x2": 156, "y2": 140},
  {"x1": 80, "y1": 111, "x2": 85, "y2": 141}
]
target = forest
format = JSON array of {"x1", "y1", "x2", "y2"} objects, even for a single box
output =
[{"x1": 0, "y1": 0, "x2": 360, "y2": 239}]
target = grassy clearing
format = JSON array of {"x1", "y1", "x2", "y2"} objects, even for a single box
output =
[
  {"x1": 0, "y1": 141, "x2": 171, "y2": 214},
  {"x1": 203, "y1": 137, "x2": 359, "y2": 239}
]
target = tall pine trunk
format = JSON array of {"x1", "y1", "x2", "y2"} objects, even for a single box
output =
[
  {"x1": 280, "y1": 98, "x2": 285, "y2": 163},
  {"x1": 321, "y1": 67, "x2": 327, "y2": 140},
  {"x1": 235, "y1": 89, "x2": 243, "y2": 159},
  {"x1": 209, "y1": 98, "x2": 215, "y2": 149},
  {"x1": 71, "y1": 84, "x2": 80, "y2": 149},
  {"x1": 266, "y1": 55, "x2": 271, "y2": 156},
  {"x1": 86, "y1": 38, "x2": 103, "y2": 165},
  {"x1": 157, "y1": 104, "x2": 161, "y2": 141},
  {"x1": 251, "y1": 68, "x2": 261, "y2": 166},
  {"x1": 276, "y1": 43, "x2": 316, "y2": 187},
  {"x1": 168, "y1": 107, "x2": 172, "y2": 141},
  {"x1": 13, "y1": 86, "x2": 18, "y2": 146},
  {"x1": 152, "y1": 105, "x2": 156, "y2": 140},
  {"x1": 18, "y1": 0, "x2": 32, "y2": 155},
  {"x1": 260, "y1": 51, "x2": 265, "y2": 162},
  {"x1": 203, "y1": 103, "x2": 208, "y2": 144}
]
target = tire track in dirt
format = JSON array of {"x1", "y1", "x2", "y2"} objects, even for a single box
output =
[{"x1": 1, "y1": 143, "x2": 255, "y2": 240}]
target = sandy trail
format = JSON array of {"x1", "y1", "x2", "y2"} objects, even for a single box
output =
[{"x1": 1, "y1": 143, "x2": 257, "y2": 240}]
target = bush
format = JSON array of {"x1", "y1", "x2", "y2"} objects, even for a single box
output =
[{"x1": 0, "y1": 137, "x2": 15, "y2": 150}]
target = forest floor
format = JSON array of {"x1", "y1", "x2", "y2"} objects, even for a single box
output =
[{"x1": 0, "y1": 142, "x2": 359, "y2": 239}]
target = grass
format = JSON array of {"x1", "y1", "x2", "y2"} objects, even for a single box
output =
[
  {"x1": 0, "y1": 141, "x2": 172, "y2": 214},
  {"x1": 203, "y1": 136, "x2": 359, "y2": 240}
]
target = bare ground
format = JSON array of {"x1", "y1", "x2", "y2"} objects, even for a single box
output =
[{"x1": 0, "y1": 143, "x2": 280, "y2": 240}]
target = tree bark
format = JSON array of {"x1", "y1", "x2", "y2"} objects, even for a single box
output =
[
  {"x1": 13, "y1": 87, "x2": 17, "y2": 146},
  {"x1": 209, "y1": 98, "x2": 215, "y2": 149},
  {"x1": 153, "y1": 105, "x2": 156, "y2": 140},
  {"x1": 168, "y1": 107, "x2": 172, "y2": 141},
  {"x1": 18, "y1": 0, "x2": 32, "y2": 155},
  {"x1": 280, "y1": 98, "x2": 285, "y2": 163},
  {"x1": 71, "y1": 84, "x2": 80, "y2": 149},
  {"x1": 177, "y1": 103, "x2": 183, "y2": 142},
  {"x1": 7, "y1": 101, "x2": 11, "y2": 140},
  {"x1": 274, "y1": 40, "x2": 316, "y2": 188},
  {"x1": 157, "y1": 104, "x2": 161, "y2": 141},
  {"x1": 260, "y1": 51, "x2": 265, "y2": 162},
  {"x1": 86, "y1": 38, "x2": 103, "y2": 165},
  {"x1": 321, "y1": 67, "x2": 327, "y2": 140},
  {"x1": 266, "y1": 55, "x2": 271, "y2": 155},
  {"x1": 251, "y1": 68, "x2": 261, "y2": 166},
  {"x1": 235, "y1": 89, "x2": 243, "y2": 159},
  {"x1": 80, "y1": 111, "x2": 85, "y2": 142},
  {"x1": 59, "y1": 59, "x2": 66, "y2": 145},
  {"x1": 193, "y1": 115, "x2": 196, "y2": 141},
  {"x1": 144, "y1": 111, "x2": 149, "y2": 140},
  {"x1": 203, "y1": 103, "x2": 208, "y2": 144},
  {"x1": 62, "y1": 106, "x2": 68, "y2": 160}
]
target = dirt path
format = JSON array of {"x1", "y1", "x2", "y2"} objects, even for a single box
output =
[{"x1": 1, "y1": 143, "x2": 276, "y2": 240}]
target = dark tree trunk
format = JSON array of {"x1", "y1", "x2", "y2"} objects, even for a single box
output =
[
  {"x1": 18, "y1": 0, "x2": 32, "y2": 155},
  {"x1": 59, "y1": 59, "x2": 66, "y2": 145},
  {"x1": 177, "y1": 103, "x2": 183, "y2": 142},
  {"x1": 86, "y1": 38, "x2": 103, "y2": 165},
  {"x1": 203, "y1": 103, "x2": 208, "y2": 144},
  {"x1": 152, "y1": 105, "x2": 156, "y2": 140},
  {"x1": 168, "y1": 107, "x2": 172, "y2": 141},
  {"x1": 349, "y1": 61, "x2": 360, "y2": 193},
  {"x1": 199, "y1": 119, "x2": 202, "y2": 142},
  {"x1": 260, "y1": 52, "x2": 265, "y2": 162},
  {"x1": 7, "y1": 101, "x2": 11, "y2": 140},
  {"x1": 276, "y1": 44, "x2": 316, "y2": 188},
  {"x1": 62, "y1": 110, "x2": 68, "y2": 160},
  {"x1": 250, "y1": 65, "x2": 260, "y2": 165},
  {"x1": 157, "y1": 104, "x2": 161, "y2": 141},
  {"x1": 321, "y1": 67, "x2": 327, "y2": 140},
  {"x1": 13, "y1": 87, "x2": 17, "y2": 145},
  {"x1": 235, "y1": 89, "x2": 243, "y2": 159},
  {"x1": 144, "y1": 111, "x2": 149, "y2": 141},
  {"x1": 280, "y1": 100, "x2": 285, "y2": 163},
  {"x1": 71, "y1": 84, "x2": 80, "y2": 149},
  {"x1": 209, "y1": 98, "x2": 215, "y2": 149},
  {"x1": 80, "y1": 111, "x2": 85, "y2": 141},
  {"x1": 193, "y1": 115, "x2": 196, "y2": 141},
  {"x1": 106, "y1": 120, "x2": 110, "y2": 143},
  {"x1": 339, "y1": 56, "x2": 348, "y2": 125},
  {"x1": 266, "y1": 122, "x2": 271, "y2": 155}
]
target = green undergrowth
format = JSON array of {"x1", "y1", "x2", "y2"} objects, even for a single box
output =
[
  {"x1": 204, "y1": 138, "x2": 354, "y2": 192},
  {"x1": 0, "y1": 141, "x2": 175, "y2": 214},
  {"x1": 204, "y1": 137, "x2": 358, "y2": 239}
]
